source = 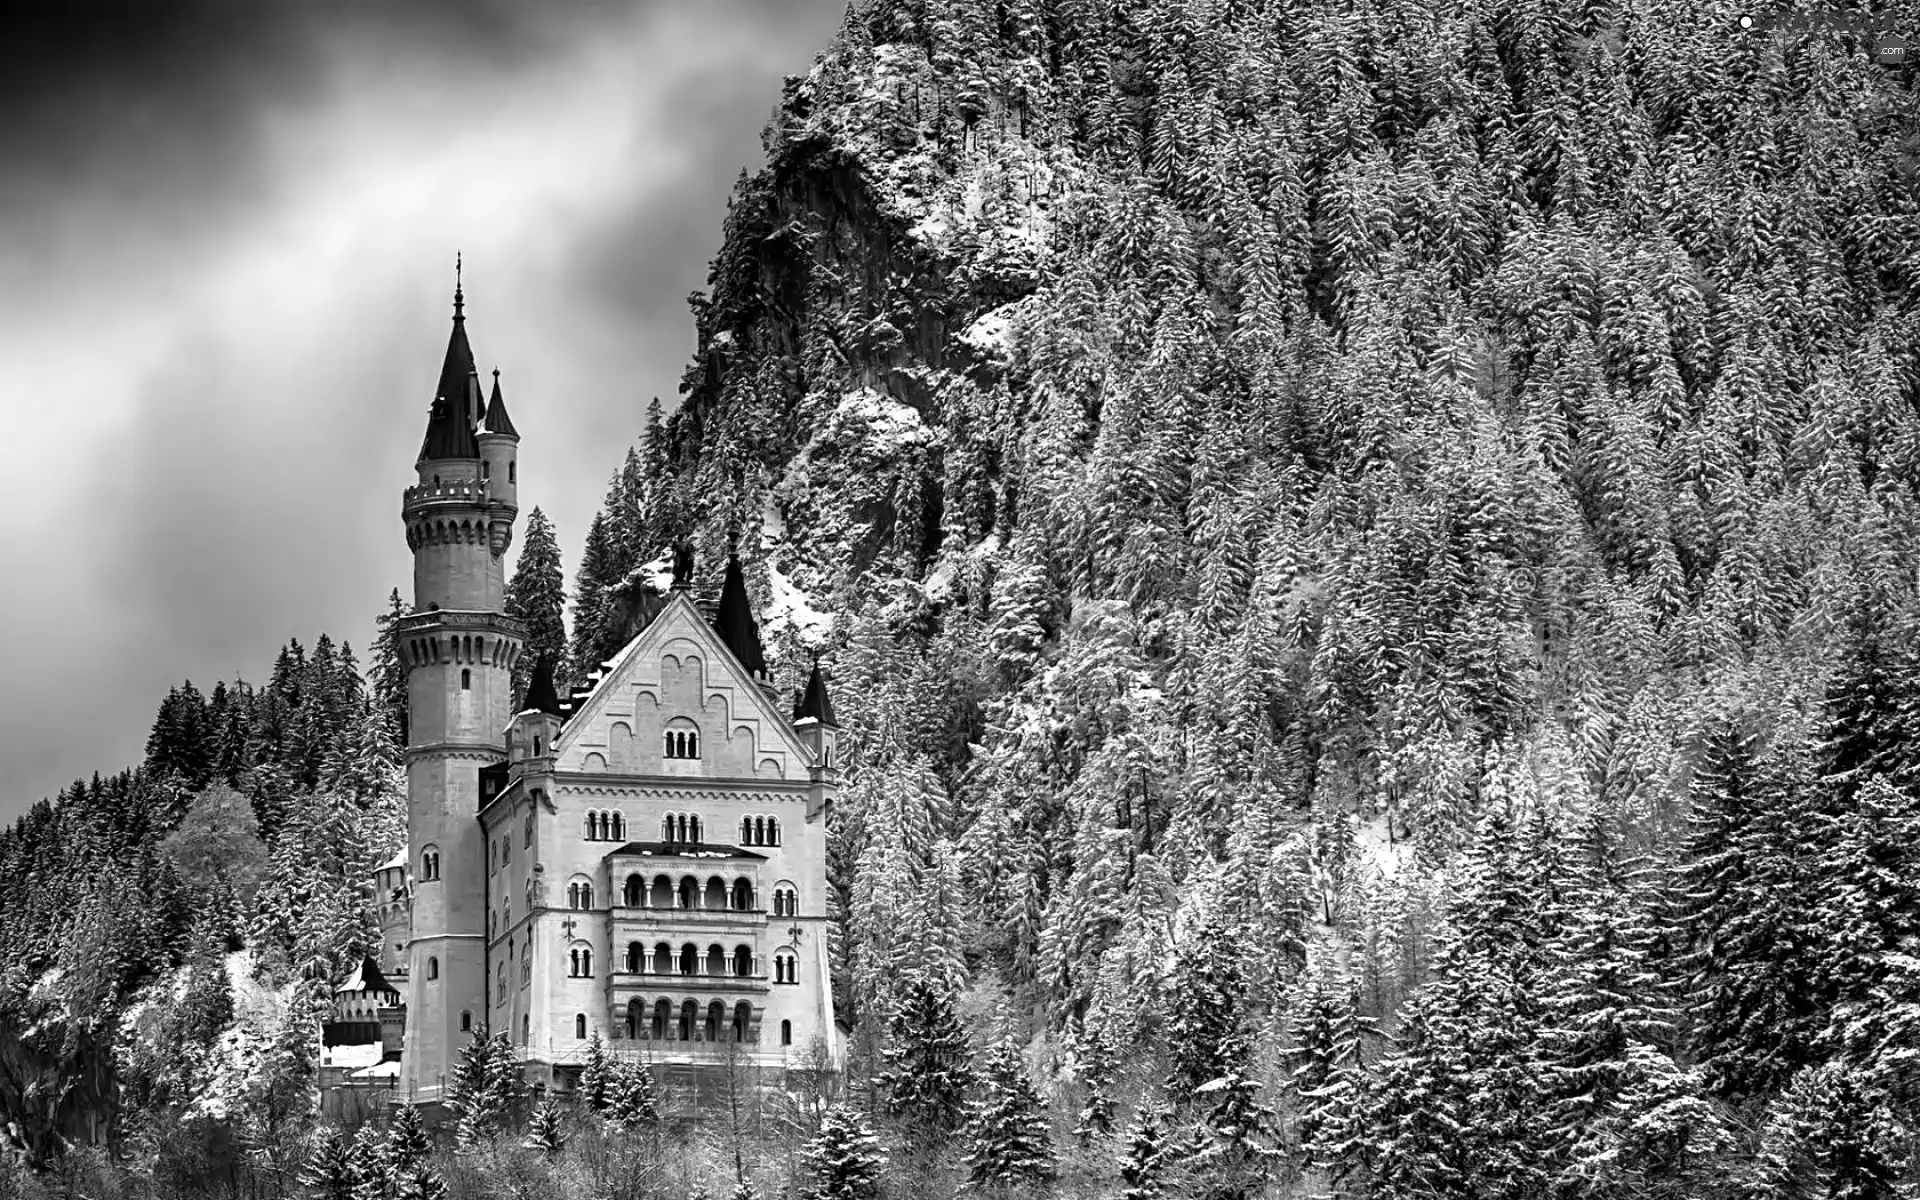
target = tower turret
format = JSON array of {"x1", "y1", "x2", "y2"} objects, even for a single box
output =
[
  {"x1": 793, "y1": 658, "x2": 839, "y2": 816},
  {"x1": 397, "y1": 262, "x2": 527, "y2": 1103},
  {"x1": 478, "y1": 369, "x2": 520, "y2": 558}
]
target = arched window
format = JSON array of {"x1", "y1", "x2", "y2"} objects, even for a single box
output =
[
  {"x1": 627, "y1": 941, "x2": 643, "y2": 973},
  {"x1": 534, "y1": 736, "x2": 543, "y2": 755},
  {"x1": 497, "y1": 960, "x2": 506, "y2": 991},
  {"x1": 460, "y1": 1011, "x2": 471, "y2": 1032},
  {"x1": 676, "y1": 814, "x2": 689, "y2": 843},
  {"x1": 775, "y1": 953, "x2": 797, "y2": 984},
  {"x1": 461, "y1": 668, "x2": 471, "y2": 690},
  {"x1": 781, "y1": 1019, "x2": 792, "y2": 1046},
  {"x1": 569, "y1": 948, "x2": 580, "y2": 977},
  {"x1": 428, "y1": 956, "x2": 439, "y2": 980},
  {"x1": 705, "y1": 1001, "x2": 722, "y2": 1043},
  {"x1": 509, "y1": 460, "x2": 516, "y2": 484},
  {"x1": 774, "y1": 886, "x2": 797, "y2": 918},
  {"x1": 421, "y1": 846, "x2": 440, "y2": 881},
  {"x1": 768, "y1": 817, "x2": 780, "y2": 846},
  {"x1": 732, "y1": 945, "x2": 752, "y2": 976},
  {"x1": 689, "y1": 731, "x2": 699, "y2": 757},
  {"x1": 522, "y1": 1013, "x2": 530, "y2": 1042},
  {"x1": 691, "y1": 814, "x2": 703, "y2": 844},
  {"x1": 732, "y1": 879, "x2": 753, "y2": 911},
  {"x1": 624, "y1": 873, "x2": 644, "y2": 907},
  {"x1": 502, "y1": 839, "x2": 510, "y2": 865},
  {"x1": 679, "y1": 942, "x2": 698, "y2": 975},
  {"x1": 524, "y1": 814, "x2": 533, "y2": 847},
  {"x1": 576, "y1": 1013, "x2": 587, "y2": 1039},
  {"x1": 741, "y1": 816, "x2": 751, "y2": 844},
  {"x1": 654, "y1": 941, "x2": 672, "y2": 974},
  {"x1": 584, "y1": 813, "x2": 595, "y2": 839},
  {"x1": 662, "y1": 813, "x2": 675, "y2": 842},
  {"x1": 678, "y1": 1001, "x2": 696, "y2": 1041},
  {"x1": 481, "y1": 460, "x2": 490, "y2": 480},
  {"x1": 612, "y1": 812, "x2": 624, "y2": 841}
]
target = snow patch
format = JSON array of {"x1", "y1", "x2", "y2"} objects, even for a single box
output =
[
  {"x1": 1357, "y1": 812, "x2": 1407, "y2": 878},
  {"x1": 761, "y1": 497, "x2": 787, "y2": 548},
  {"x1": 640, "y1": 549, "x2": 675, "y2": 592},
  {"x1": 960, "y1": 310, "x2": 1016, "y2": 355},
  {"x1": 764, "y1": 561, "x2": 833, "y2": 644},
  {"x1": 711, "y1": 328, "x2": 735, "y2": 349}
]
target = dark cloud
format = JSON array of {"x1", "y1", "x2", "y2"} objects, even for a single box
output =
[{"x1": 0, "y1": 2, "x2": 846, "y2": 820}]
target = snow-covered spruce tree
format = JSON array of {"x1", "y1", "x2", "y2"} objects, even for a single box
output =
[
  {"x1": 961, "y1": 1042, "x2": 1054, "y2": 1192},
  {"x1": 386, "y1": 1103, "x2": 432, "y2": 1172},
  {"x1": 801, "y1": 1104, "x2": 887, "y2": 1200},
  {"x1": 505, "y1": 506, "x2": 568, "y2": 701},
  {"x1": 1191, "y1": 1031, "x2": 1281, "y2": 1200},
  {"x1": 567, "y1": 511, "x2": 619, "y2": 686},
  {"x1": 447, "y1": 1032, "x2": 526, "y2": 1148},
  {"x1": 579, "y1": 1031, "x2": 614, "y2": 1113},
  {"x1": 524, "y1": 1097, "x2": 565, "y2": 1157},
  {"x1": 1118, "y1": 1099, "x2": 1174, "y2": 1200},
  {"x1": 1749, "y1": 1062, "x2": 1902, "y2": 1200},
  {"x1": 728, "y1": 1181, "x2": 761, "y2": 1200},
  {"x1": 346, "y1": 1121, "x2": 389, "y2": 1196},
  {"x1": 609, "y1": 1057, "x2": 662, "y2": 1128},
  {"x1": 877, "y1": 973, "x2": 975, "y2": 1142},
  {"x1": 1164, "y1": 913, "x2": 1246, "y2": 1103},
  {"x1": 297, "y1": 1126, "x2": 355, "y2": 1200}
]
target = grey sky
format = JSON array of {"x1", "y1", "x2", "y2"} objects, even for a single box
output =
[{"x1": 0, "y1": 1, "x2": 845, "y2": 821}]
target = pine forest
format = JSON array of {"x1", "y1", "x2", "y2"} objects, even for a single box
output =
[{"x1": 8, "y1": 0, "x2": 1920, "y2": 1195}]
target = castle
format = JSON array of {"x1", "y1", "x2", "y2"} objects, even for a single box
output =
[{"x1": 327, "y1": 272, "x2": 844, "y2": 1105}]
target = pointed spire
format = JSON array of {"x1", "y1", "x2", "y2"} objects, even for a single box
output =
[
  {"x1": 712, "y1": 553, "x2": 767, "y2": 679},
  {"x1": 483, "y1": 367, "x2": 519, "y2": 437},
  {"x1": 418, "y1": 260, "x2": 481, "y2": 462},
  {"x1": 521, "y1": 656, "x2": 563, "y2": 717},
  {"x1": 454, "y1": 251, "x2": 464, "y2": 318},
  {"x1": 794, "y1": 657, "x2": 837, "y2": 728}
]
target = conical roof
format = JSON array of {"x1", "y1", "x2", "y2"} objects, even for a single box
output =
[
  {"x1": 521, "y1": 656, "x2": 563, "y2": 717},
  {"x1": 483, "y1": 368, "x2": 518, "y2": 437},
  {"x1": 336, "y1": 955, "x2": 397, "y2": 996},
  {"x1": 712, "y1": 554, "x2": 767, "y2": 679},
  {"x1": 417, "y1": 279, "x2": 481, "y2": 462},
  {"x1": 794, "y1": 658, "x2": 837, "y2": 727}
]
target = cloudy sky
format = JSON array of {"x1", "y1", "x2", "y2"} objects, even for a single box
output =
[{"x1": 0, "y1": 1, "x2": 845, "y2": 822}]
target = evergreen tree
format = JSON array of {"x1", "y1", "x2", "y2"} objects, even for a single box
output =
[
  {"x1": 962, "y1": 1042, "x2": 1055, "y2": 1192},
  {"x1": 386, "y1": 1103, "x2": 432, "y2": 1172},
  {"x1": 1118, "y1": 1099, "x2": 1174, "y2": 1200},
  {"x1": 446, "y1": 1033, "x2": 525, "y2": 1148},
  {"x1": 524, "y1": 1097, "x2": 565, "y2": 1157},
  {"x1": 801, "y1": 1104, "x2": 887, "y2": 1200},
  {"x1": 579, "y1": 1031, "x2": 614, "y2": 1113},
  {"x1": 877, "y1": 974, "x2": 975, "y2": 1142},
  {"x1": 370, "y1": 589, "x2": 410, "y2": 748},
  {"x1": 297, "y1": 1126, "x2": 356, "y2": 1200},
  {"x1": 1165, "y1": 913, "x2": 1246, "y2": 1102},
  {"x1": 608, "y1": 1057, "x2": 661, "y2": 1128},
  {"x1": 568, "y1": 512, "x2": 619, "y2": 686},
  {"x1": 346, "y1": 1121, "x2": 389, "y2": 1198},
  {"x1": 505, "y1": 507, "x2": 568, "y2": 701}
]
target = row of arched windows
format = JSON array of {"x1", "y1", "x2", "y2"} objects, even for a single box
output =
[
  {"x1": 620, "y1": 940, "x2": 790, "y2": 979},
  {"x1": 568, "y1": 881, "x2": 595, "y2": 910},
  {"x1": 419, "y1": 848, "x2": 441, "y2": 881},
  {"x1": 738, "y1": 815, "x2": 781, "y2": 847},
  {"x1": 664, "y1": 729, "x2": 701, "y2": 759},
  {"x1": 584, "y1": 810, "x2": 625, "y2": 842},
  {"x1": 568, "y1": 947, "x2": 594, "y2": 978},
  {"x1": 622, "y1": 998, "x2": 754, "y2": 1043},
  {"x1": 662, "y1": 812, "x2": 702, "y2": 844},
  {"x1": 773, "y1": 954, "x2": 799, "y2": 984},
  {"x1": 615, "y1": 872, "x2": 790, "y2": 913},
  {"x1": 490, "y1": 834, "x2": 512, "y2": 872}
]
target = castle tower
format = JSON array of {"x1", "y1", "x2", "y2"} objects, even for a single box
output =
[{"x1": 397, "y1": 264, "x2": 527, "y2": 1102}]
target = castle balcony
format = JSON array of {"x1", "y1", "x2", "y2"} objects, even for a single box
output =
[
  {"x1": 396, "y1": 609, "x2": 527, "y2": 637},
  {"x1": 402, "y1": 480, "x2": 494, "y2": 511},
  {"x1": 607, "y1": 968, "x2": 772, "y2": 994}
]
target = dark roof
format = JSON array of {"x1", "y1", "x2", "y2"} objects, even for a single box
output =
[
  {"x1": 417, "y1": 288, "x2": 482, "y2": 462},
  {"x1": 712, "y1": 555, "x2": 768, "y2": 679},
  {"x1": 483, "y1": 368, "x2": 518, "y2": 437},
  {"x1": 521, "y1": 656, "x2": 563, "y2": 717},
  {"x1": 336, "y1": 955, "x2": 399, "y2": 996},
  {"x1": 794, "y1": 659, "x2": 837, "y2": 727},
  {"x1": 607, "y1": 841, "x2": 766, "y2": 861}
]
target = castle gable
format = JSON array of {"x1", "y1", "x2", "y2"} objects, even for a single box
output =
[{"x1": 553, "y1": 592, "x2": 806, "y2": 782}]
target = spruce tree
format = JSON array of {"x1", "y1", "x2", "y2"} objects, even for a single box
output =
[
  {"x1": 297, "y1": 1126, "x2": 356, "y2": 1200},
  {"x1": 877, "y1": 974, "x2": 975, "y2": 1142},
  {"x1": 801, "y1": 1104, "x2": 887, "y2": 1200},
  {"x1": 505, "y1": 507, "x2": 568, "y2": 701},
  {"x1": 370, "y1": 589, "x2": 410, "y2": 748},
  {"x1": 1118, "y1": 1099, "x2": 1174, "y2": 1200},
  {"x1": 1165, "y1": 913, "x2": 1246, "y2": 1102},
  {"x1": 386, "y1": 1103, "x2": 432, "y2": 1171},
  {"x1": 579, "y1": 1031, "x2": 614, "y2": 1113},
  {"x1": 609, "y1": 1057, "x2": 661, "y2": 1128},
  {"x1": 524, "y1": 1097, "x2": 565, "y2": 1157},
  {"x1": 962, "y1": 1041, "x2": 1055, "y2": 1191},
  {"x1": 568, "y1": 512, "x2": 618, "y2": 686},
  {"x1": 346, "y1": 1121, "x2": 389, "y2": 1198}
]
